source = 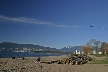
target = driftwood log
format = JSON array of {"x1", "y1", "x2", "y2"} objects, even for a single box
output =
[{"x1": 40, "y1": 54, "x2": 92, "y2": 65}]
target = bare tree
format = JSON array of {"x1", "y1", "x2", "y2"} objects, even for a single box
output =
[
  {"x1": 86, "y1": 39, "x2": 101, "y2": 54},
  {"x1": 86, "y1": 39, "x2": 96, "y2": 47},
  {"x1": 100, "y1": 42, "x2": 106, "y2": 53}
]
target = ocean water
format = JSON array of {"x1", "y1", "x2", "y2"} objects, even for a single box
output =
[{"x1": 0, "y1": 51, "x2": 65, "y2": 58}]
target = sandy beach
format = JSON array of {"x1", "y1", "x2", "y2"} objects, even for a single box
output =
[{"x1": 0, "y1": 55, "x2": 108, "y2": 72}]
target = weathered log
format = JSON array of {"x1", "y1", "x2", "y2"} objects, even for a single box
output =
[
  {"x1": 41, "y1": 54, "x2": 92, "y2": 65},
  {"x1": 66, "y1": 59, "x2": 70, "y2": 64},
  {"x1": 51, "y1": 61, "x2": 58, "y2": 63},
  {"x1": 69, "y1": 60, "x2": 75, "y2": 65}
]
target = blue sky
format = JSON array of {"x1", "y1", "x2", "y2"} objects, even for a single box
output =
[{"x1": 0, "y1": 0, "x2": 108, "y2": 49}]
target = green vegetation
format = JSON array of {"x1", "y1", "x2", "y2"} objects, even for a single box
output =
[
  {"x1": 93, "y1": 54, "x2": 105, "y2": 57},
  {"x1": 93, "y1": 54, "x2": 108, "y2": 57},
  {"x1": 90, "y1": 58, "x2": 108, "y2": 64}
]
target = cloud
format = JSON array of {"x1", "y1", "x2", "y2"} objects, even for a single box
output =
[
  {"x1": 0, "y1": 15, "x2": 54, "y2": 25},
  {"x1": 0, "y1": 15, "x2": 78, "y2": 28},
  {"x1": 56, "y1": 24, "x2": 78, "y2": 28}
]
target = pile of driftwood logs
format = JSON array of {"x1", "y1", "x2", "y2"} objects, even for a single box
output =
[{"x1": 41, "y1": 54, "x2": 92, "y2": 65}]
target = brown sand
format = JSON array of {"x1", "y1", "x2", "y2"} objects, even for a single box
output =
[{"x1": 0, "y1": 56, "x2": 108, "y2": 72}]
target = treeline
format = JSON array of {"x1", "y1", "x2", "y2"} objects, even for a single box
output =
[{"x1": 81, "y1": 39, "x2": 108, "y2": 55}]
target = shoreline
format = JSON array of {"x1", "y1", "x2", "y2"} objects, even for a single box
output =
[{"x1": 0, "y1": 51, "x2": 67, "y2": 58}]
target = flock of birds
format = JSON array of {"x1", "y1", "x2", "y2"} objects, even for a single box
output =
[{"x1": 90, "y1": 26, "x2": 108, "y2": 31}]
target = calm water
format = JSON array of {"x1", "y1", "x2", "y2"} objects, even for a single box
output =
[{"x1": 0, "y1": 51, "x2": 66, "y2": 58}]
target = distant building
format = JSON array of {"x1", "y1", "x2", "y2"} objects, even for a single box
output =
[
  {"x1": 75, "y1": 50, "x2": 81, "y2": 54},
  {"x1": 98, "y1": 52, "x2": 102, "y2": 54},
  {"x1": 92, "y1": 50, "x2": 96, "y2": 54}
]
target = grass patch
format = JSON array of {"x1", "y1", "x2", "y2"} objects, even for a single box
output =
[
  {"x1": 93, "y1": 54, "x2": 106, "y2": 57},
  {"x1": 90, "y1": 58, "x2": 108, "y2": 64}
]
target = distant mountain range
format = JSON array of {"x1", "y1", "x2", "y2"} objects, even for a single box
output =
[
  {"x1": 0, "y1": 42, "x2": 82, "y2": 52},
  {"x1": 0, "y1": 42, "x2": 58, "y2": 52},
  {"x1": 59, "y1": 46, "x2": 82, "y2": 52}
]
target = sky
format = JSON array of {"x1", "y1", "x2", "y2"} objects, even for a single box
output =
[{"x1": 0, "y1": 0, "x2": 108, "y2": 49}]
